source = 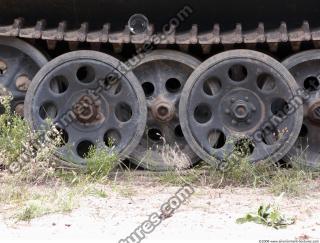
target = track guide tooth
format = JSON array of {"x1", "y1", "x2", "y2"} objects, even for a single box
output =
[
  {"x1": 176, "y1": 24, "x2": 198, "y2": 51},
  {"x1": 289, "y1": 21, "x2": 311, "y2": 52},
  {"x1": 109, "y1": 25, "x2": 131, "y2": 53},
  {"x1": 131, "y1": 24, "x2": 154, "y2": 44},
  {"x1": 0, "y1": 18, "x2": 24, "y2": 36},
  {"x1": 109, "y1": 25, "x2": 131, "y2": 44},
  {"x1": 311, "y1": 26, "x2": 320, "y2": 48},
  {"x1": 87, "y1": 23, "x2": 110, "y2": 43},
  {"x1": 90, "y1": 42, "x2": 101, "y2": 50},
  {"x1": 199, "y1": 24, "x2": 220, "y2": 54},
  {"x1": 159, "y1": 24, "x2": 176, "y2": 45},
  {"x1": 19, "y1": 19, "x2": 46, "y2": 39},
  {"x1": 68, "y1": 41, "x2": 79, "y2": 50},
  {"x1": 45, "y1": 40, "x2": 56, "y2": 50},
  {"x1": 289, "y1": 21, "x2": 311, "y2": 42},
  {"x1": 221, "y1": 23, "x2": 243, "y2": 45},
  {"x1": 266, "y1": 22, "x2": 288, "y2": 52},
  {"x1": 176, "y1": 24, "x2": 195, "y2": 52},
  {"x1": 42, "y1": 21, "x2": 66, "y2": 41},
  {"x1": 244, "y1": 22, "x2": 265, "y2": 48},
  {"x1": 64, "y1": 22, "x2": 88, "y2": 43},
  {"x1": 178, "y1": 44, "x2": 189, "y2": 52},
  {"x1": 112, "y1": 43, "x2": 123, "y2": 53}
]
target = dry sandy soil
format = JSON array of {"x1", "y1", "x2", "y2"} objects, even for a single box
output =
[{"x1": 1, "y1": 182, "x2": 320, "y2": 243}]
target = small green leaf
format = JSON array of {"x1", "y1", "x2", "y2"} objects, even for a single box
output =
[{"x1": 236, "y1": 203, "x2": 295, "y2": 229}]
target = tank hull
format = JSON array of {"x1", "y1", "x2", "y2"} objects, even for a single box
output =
[{"x1": 0, "y1": 0, "x2": 319, "y2": 31}]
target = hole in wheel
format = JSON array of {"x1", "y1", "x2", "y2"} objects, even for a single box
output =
[
  {"x1": 203, "y1": 77, "x2": 221, "y2": 96},
  {"x1": 0, "y1": 103, "x2": 5, "y2": 115},
  {"x1": 304, "y1": 77, "x2": 319, "y2": 91},
  {"x1": 174, "y1": 125, "x2": 184, "y2": 138},
  {"x1": 0, "y1": 59, "x2": 7, "y2": 75},
  {"x1": 77, "y1": 66, "x2": 95, "y2": 83},
  {"x1": 39, "y1": 102, "x2": 57, "y2": 120},
  {"x1": 228, "y1": 65, "x2": 247, "y2": 82},
  {"x1": 148, "y1": 128, "x2": 163, "y2": 142},
  {"x1": 194, "y1": 104, "x2": 212, "y2": 123},
  {"x1": 166, "y1": 78, "x2": 181, "y2": 93},
  {"x1": 50, "y1": 76, "x2": 69, "y2": 94},
  {"x1": 50, "y1": 126, "x2": 69, "y2": 147},
  {"x1": 15, "y1": 75, "x2": 31, "y2": 92},
  {"x1": 261, "y1": 125, "x2": 279, "y2": 145},
  {"x1": 77, "y1": 140, "x2": 94, "y2": 158},
  {"x1": 257, "y1": 74, "x2": 276, "y2": 91},
  {"x1": 208, "y1": 130, "x2": 226, "y2": 149},
  {"x1": 115, "y1": 102, "x2": 133, "y2": 122},
  {"x1": 142, "y1": 82, "x2": 155, "y2": 97},
  {"x1": 271, "y1": 98, "x2": 289, "y2": 117},
  {"x1": 104, "y1": 129, "x2": 121, "y2": 147},
  {"x1": 233, "y1": 138, "x2": 255, "y2": 157},
  {"x1": 14, "y1": 103, "x2": 24, "y2": 117},
  {"x1": 299, "y1": 124, "x2": 308, "y2": 138}
]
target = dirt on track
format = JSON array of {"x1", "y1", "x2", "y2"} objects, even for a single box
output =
[{"x1": 1, "y1": 181, "x2": 320, "y2": 243}]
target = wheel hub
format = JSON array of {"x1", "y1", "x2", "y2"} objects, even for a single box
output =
[
  {"x1": 73, "y1": 95, "x2": 103, "y2": 124},
  {"x1": 151, "y1": 97, "x2": 175, "y2": 122},
  {"x1": 222, "y1": 89, "x2": 261, "y2": 130}
]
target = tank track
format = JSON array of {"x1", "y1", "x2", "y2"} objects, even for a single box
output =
[
  {"x1": 0, "y1": 18, "x2": 319, "y2": 53},
  {"x1": 1, "y1": 17, "x2": 320, "y2": 172}
]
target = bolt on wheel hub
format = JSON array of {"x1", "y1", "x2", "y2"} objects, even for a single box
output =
[{"x1": 232, "y1": 101, "x2": 250, "y2": 120}]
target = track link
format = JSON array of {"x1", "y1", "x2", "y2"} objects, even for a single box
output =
[{"x1": 0, "y1": 19, "x2": 319, "y2": 53}]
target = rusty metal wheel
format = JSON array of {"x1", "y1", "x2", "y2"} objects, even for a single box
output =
[
  {"x1": 179, "y1": 50, "x2": 303, "y2": 168},
  {"x1": 24, "y1": 51, "x2": 147, "y2": 167},
  {"x1": 0, "y1": 37, "x2": 48, "y2": 116},
  {"x1": 131, "y1": 50, "x2": 201, "y2": 171},
  {"x1": 283, "y1": 50, "x2": 320, "y2": 170}
]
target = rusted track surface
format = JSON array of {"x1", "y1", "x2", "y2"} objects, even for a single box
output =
[{"x1": 0, "y1": 18, "x2": 319, "y2": 53}]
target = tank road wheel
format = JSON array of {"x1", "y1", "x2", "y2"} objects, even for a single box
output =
[
  {"x1": 131, "y1": 50, "x2": 200, "y2": 171},
  {"x1": 282, "y1": 50, "x2": 320, "y2": 170},
  {"x1": 24, "y1": 51, "x2": 147, "y2": 167},
  {"x1": 0, "y1": 37, "x2": 48, "y2": 116},
  {"x1": 179, "y1": 50, "x2": 303, "y2": 168}
]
